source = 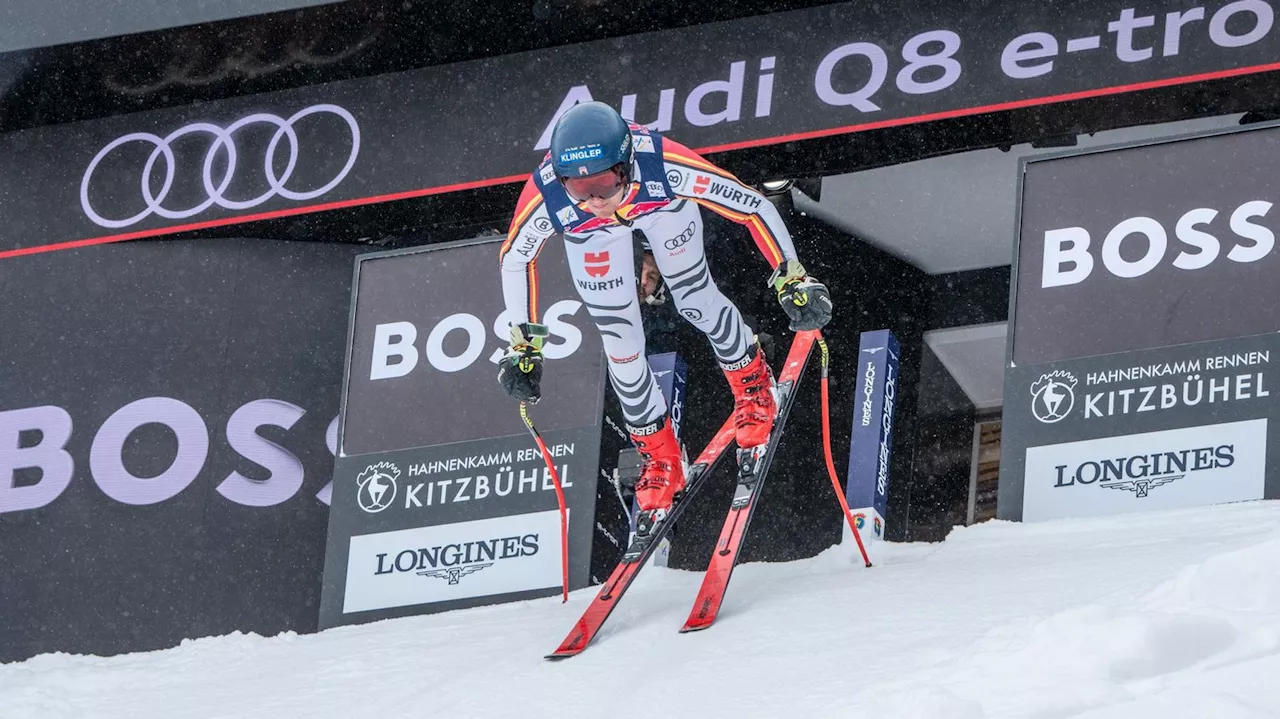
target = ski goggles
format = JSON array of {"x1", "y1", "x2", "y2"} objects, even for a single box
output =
[{"x1": 560, "y1": 163, "x2": 631, "y2": 202}]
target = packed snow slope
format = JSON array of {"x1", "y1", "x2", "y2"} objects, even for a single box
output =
[{"x1": 4, "y1": 501, "x2": 1280, "y2": 719}]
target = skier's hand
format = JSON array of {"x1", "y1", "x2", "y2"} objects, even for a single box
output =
[
  {"x1": 497, "y1": 322, "x2": 548, "y2": 403},
  {"x1": 769, "y1": 260, "x2": 833, "y2": 331}
]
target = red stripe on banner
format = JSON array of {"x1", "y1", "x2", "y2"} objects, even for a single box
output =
[
  {"x1": 4, "y1": 61, "x2": 1277, "y2": 262},
  {"x1": 695, "y1": 62, "x2": 1280, "y2": 154},
  {"x1": 0, "y1": 173, "x2": 528, "y2": 260}
]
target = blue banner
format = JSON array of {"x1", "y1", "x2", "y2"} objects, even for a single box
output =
[
  {"x1": 846, "y1": 330, "x2": 900, "y2": 540},
  {"x1": 648, "y1": 352, "x2": 688, "y2": 443}
]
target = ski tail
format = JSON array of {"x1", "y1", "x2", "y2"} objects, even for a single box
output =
[
  {"x1": 545, "y1": 416, "x2": 737, "y2": 659},
  {"x1": 679, "y1": 330, "x2": 818, "y2": 633}
]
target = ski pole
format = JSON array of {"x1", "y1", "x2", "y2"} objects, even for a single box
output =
[
  {"x1": 817, "y1": 336, "x2": 873, "y2": 568},
  {"x1": 519, "y1": 401, "x2": 571, "y2": 602}
]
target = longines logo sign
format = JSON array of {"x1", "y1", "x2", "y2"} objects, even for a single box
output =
[
  {"x1": 342, "y1": 509, "x2": 565, "y2": 613},
  {"x1": 1049, "y1": 444, "x2": 1233, "y2": 497},
  {"x1": 373, "y1": 533, "x2": 539, "y2": 584},
  {"x1": 1022, "y1": 419, "x2": 1267, "y2": 522}
]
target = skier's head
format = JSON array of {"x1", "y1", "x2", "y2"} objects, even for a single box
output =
[{"x1": 550, "y1": 102, "x2": 634, "y2": 214}]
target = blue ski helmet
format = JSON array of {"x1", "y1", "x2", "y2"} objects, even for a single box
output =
[{"x1": 549, "y1": 102, "x2": 634, "y2": 179}]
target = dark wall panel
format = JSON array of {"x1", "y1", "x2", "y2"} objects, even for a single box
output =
[{"x1": 0, "y1": 237, "x2": 362, "y2": 662}]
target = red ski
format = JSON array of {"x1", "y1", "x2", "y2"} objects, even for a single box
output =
[
  {"x1": 679, "y1": 330, "x2": 818, "y2": 633},
  {"x1": 545, "y1": 415, "x2": 737, "y2": 659}
]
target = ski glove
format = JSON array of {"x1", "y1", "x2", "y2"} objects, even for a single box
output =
[
  {"x1": 497, "y1": 322, "x2": 549, "y2": 403},
  {"x1": 770, "y1": 260, "x2": 833, "y2": 331}
]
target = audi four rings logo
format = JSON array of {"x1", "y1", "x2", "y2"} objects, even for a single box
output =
[
  {"x1": 80, "y1": 104, "x2": 360, "y2": 229},
  {"x1": 664, "y1": 221, "x2": 696, "y2": 251}
]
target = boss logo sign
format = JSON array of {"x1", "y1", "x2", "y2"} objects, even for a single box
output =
[
  {"x1": 369, "y1": 303, "x2": 584, "y2": 379},
  {"x1": 1, "y1": 399, "x2": 337, "y2": 514},
  {"x1": 1041, "y1": 199, "x2": 1274, "y2": 288}
]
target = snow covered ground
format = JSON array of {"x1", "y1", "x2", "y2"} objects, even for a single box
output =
[{"x1": 4, "y1": 501, "x2": 1280, "y2": 719}]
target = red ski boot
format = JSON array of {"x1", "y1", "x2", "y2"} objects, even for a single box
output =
[
  {"x1": 722, "y1": 344, "x2": 778, "y2": 449},
  {"x1": 626, "y1": 416, "x2": 686, "y2": 516}
]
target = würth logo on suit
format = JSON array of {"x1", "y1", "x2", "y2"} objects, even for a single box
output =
[
  {"x1": 584, "y1": 252, "x2": 610, "y2": 277},
  {"x1": 577, "y1": 249, "x2": 623, "y2": 291}
]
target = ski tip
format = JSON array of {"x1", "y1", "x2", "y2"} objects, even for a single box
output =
[
  {"x1": 545, "y1": 641, "x2": 588, "y2": 659},
  {"x1": 545, "y1": 640, "x2": 587, "y2": 660},
  {"x1": 678, "y1": 621, "x2": 712, "y2": 634}
]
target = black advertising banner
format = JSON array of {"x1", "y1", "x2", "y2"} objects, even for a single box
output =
[
  {"x1": 1000, "y1": 334, "x2": 1278, "y2": 521},
  {"x1": 1001, "y1": 122, "x2": 1280, "y2": 521},
  {"x1": 0, "y1": 238, "x2": 361, "y2": 663},
  {"x1": 1013, "y1": 122, "x2": 1280, "y2": 366},
  {"x1": 2, "y1": 0, "x2": 1279, "y2": 257},
  {"x1": 339, "y1": 240, "x2": 601, "y2": 455},
  {"x1": 318, "y1": 238, "x2": 607, "y2": 629},
  {"x1": 0, "y1": 0, "x2": 339, "y2": 53}
]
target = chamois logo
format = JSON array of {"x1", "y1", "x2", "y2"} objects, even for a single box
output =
[
  {"x1": 1031, "y1": 371, "x2": 1077, "y2": 423},
  {"x1": 357, "y1": 461, "x2": 400, "y2": 513}
]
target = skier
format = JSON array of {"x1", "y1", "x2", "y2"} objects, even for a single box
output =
[{"x1": 497, "y1": 101, "x2": 832, "y2": 526}]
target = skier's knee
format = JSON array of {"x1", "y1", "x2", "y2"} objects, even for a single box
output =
[{"x1": 674, "y1": 290, "x2": 732, "y2": 328}]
